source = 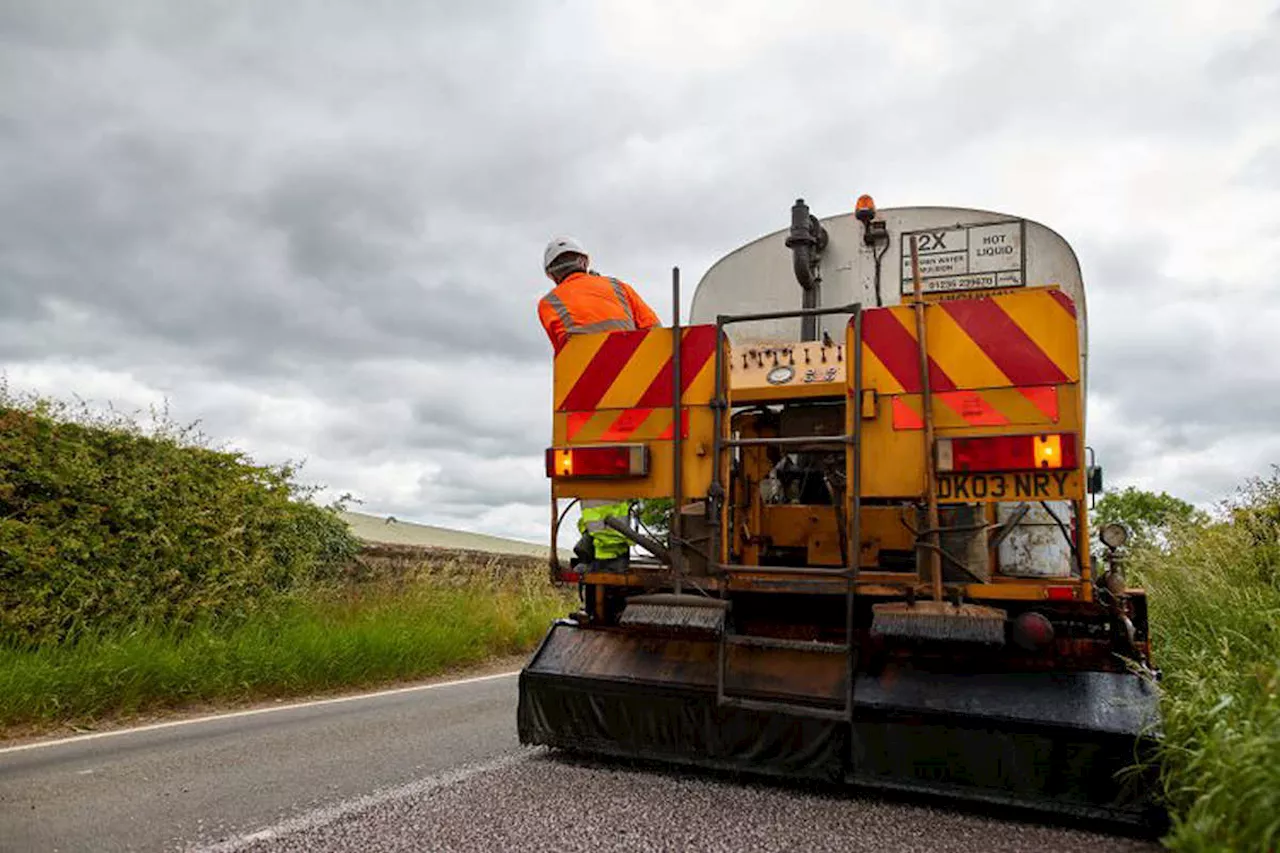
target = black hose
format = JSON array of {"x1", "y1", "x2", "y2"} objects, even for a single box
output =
[
  {"x1": 872, "y1": 235, "x2": 889, "y2": 307},
  {"x1": 551, "y1": 497, "x2": 581, "y2": 561}
]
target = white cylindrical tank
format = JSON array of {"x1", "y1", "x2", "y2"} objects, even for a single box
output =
[
  {"x1": 689, "y1": 204, "x2": 1088, "y2": 391},
  {"x1": 690, "y1": 203, "x2": 1091, "y2": 579}
]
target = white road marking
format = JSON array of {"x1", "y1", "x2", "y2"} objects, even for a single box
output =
[
  {"x1": 190, "y1": 750, "x2": 532, "y2": 852},
  {"x1": 0, "y1": 670, "x2": 520, "y2": 756}
]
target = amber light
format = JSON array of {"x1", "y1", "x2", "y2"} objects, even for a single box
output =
[
  {"x1": 855, "y1": 194, "x2": 876, "y2": 221},
  {"x1": 1035, "y1": 434, "x2": 1062, "y2": 468}
]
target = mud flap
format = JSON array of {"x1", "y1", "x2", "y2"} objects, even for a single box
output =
[
  {"x1": 517, "y1": 622, "x2": 1165, "y2": 831},
  {"x1": 849, "y1": 668, "x2": 1165, "y2": 829},
  {"x1": 518, "y1": 621, "x2": 844, "y2": 779}
]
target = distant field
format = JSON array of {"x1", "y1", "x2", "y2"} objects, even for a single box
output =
[{"x1": 340, "y1": 510, "x2": 571, "y2": 561}]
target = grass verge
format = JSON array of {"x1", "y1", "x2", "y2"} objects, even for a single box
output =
[
  {"x1": 0, "y1": 578, "x2": 574, "y2": 730},
  {"x1": 1131, "y1": 479, "x2": 1280, "y2": 851}
]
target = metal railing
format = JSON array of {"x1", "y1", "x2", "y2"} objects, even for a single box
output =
[{"x1": 709, "y1": 302, "x2": 864, "y2": 724}]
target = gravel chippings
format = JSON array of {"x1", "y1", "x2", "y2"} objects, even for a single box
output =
[{"x1": 241, "y1": 751, "x2": 1160, "y2": 853}]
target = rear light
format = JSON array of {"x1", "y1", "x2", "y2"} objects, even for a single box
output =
[
  {"x1": 1044, "y1": 585, "x2": 1077, "y2": 601},
  {"x1": 1011, "y1": 611, "x2": 1055, "y2": 651},
  {"x1": 936, "y1": 433, "x2": 1078, "y2": 473},
  {"x1": 545, "y1": 445, "x2": 649, "y2": 479}
]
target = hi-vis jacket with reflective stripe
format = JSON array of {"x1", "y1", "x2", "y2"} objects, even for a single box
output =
[
  {"x1": 538, "y1": 272, "x2": 661, "y2": 353},
  {"x1": 577, "y1": 499, "x2": 633, "y2": 559}
]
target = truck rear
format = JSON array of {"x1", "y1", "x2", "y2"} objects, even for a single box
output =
[{"x1": 519, "y1": 197, "x2": 1163, "y2": 831}]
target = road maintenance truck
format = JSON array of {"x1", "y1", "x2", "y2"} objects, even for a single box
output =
[{"x1": 518, "y1": 196, "x2": 1163, "y2": 830}]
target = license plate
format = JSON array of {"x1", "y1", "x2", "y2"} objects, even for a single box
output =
[{"x1": 936, "y1": 470, "x2": 1080, "y2": 502}]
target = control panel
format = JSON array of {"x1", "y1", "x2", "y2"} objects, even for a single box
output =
[{"x1": 730, "y1": 336, "x2": 847, "y2": 402}]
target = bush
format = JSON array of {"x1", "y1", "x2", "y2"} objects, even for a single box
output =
[
  {"x1": 1129, "y1": 470, "x2": 1280, "y2": 851},
  {"x1": 0, "y1": 386, "x2": 361, "y2": 645}
]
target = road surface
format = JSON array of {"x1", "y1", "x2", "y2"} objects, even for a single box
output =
[{"x1": 0, "y1": 672, "x2": 1157, "y2": 852}]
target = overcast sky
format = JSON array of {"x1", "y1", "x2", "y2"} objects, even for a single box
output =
[{"x1": 2, "y1": 1, "x2": 1278, "y2": 541}]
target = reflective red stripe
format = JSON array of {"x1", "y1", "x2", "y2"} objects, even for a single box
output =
[
  {"x1": 1018, "y1": 386, "x2": 1060, "y2": 420},
  {"x1": 936, "y1": 391, "x2": 1011, "y2": 426},
  {"x1": 656, "y1": 410, "x2": 690, "y2": 440},
  {"x1": 635, "y1": 326, "x2": 719, "y2": 408},
  {"x1": 600, "y1": 408, "x2": 654, "y2": 441},
  {"x1": 566, "y1": 411, "x2": 593, "y2": 441},
  {"x1": 861, "y1": 309, "x2": 956, "y2": 393},
  {"x1": 891, "y1": 398, "x2": 924, "y2": 429},
  {"x1": 559, "y1": 330, "x2": 648, "y2": 412},
  {"x1": 940, "y1": 299, "x2": 1069, "y2": 387},
  {"x1": 1047, "y1": 289, "x2": 1077, "y2": 318}
]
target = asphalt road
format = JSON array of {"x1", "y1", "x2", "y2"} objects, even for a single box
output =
[
  {"x1": 0, "y1": 672, "x2": 520, "y2": 852},
  {"x1": 0, "y1": 672, "x2": 1158, "y2": 853}
]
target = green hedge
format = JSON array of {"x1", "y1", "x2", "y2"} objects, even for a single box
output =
[{"x1": 0, "y1": 391, "x2": 360, "y2": 645}]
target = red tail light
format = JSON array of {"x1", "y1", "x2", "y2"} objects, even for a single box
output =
[
  {"x1": 1044, "y1": 585, "x2": 1078, "y2": 601},
  {"x1": 545, "y1": 445, "x2": 649, "y2": 479},
  {"x1": 936, "y1": 433, "x2": 1077, "y2": 473}
]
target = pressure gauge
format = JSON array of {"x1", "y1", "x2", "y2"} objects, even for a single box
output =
[
  {"x1": 1099, "y1": 523, "x2": 1129, "y2": 550},
  {"x1": 766, "y1": 365, "x2": 794, "y2": 385}
]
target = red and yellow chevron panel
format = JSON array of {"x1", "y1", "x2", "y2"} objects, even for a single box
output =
[
  {"x1": 890, "y1": 387, "x2": 1060, "y2": 430},
  {"x1": 554, "y1": 326, "x2": 718, "y2": 412},
  {"x1": 563, "y1": 408, "x2": 690, "y2": 443},
  {"x1": 860, "y1": 288, "x2": 1079, "y2": 394}
]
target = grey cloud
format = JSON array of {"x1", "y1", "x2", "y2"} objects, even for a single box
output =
[
  {"x1": 422, "y1": 461, "x2": 547, "y2": 513},
  {"x1": 1235, "y1": 143, "x2": 1280, "y2": 188},
  {"x1": 1206, "y1": 5, "x2": 1280, "y2": 83}
]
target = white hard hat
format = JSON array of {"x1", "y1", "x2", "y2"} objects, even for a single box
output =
[{"x1": 544, "y1": 236, "x2": 588, "y2": 271}]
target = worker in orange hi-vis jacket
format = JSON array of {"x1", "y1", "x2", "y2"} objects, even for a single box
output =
[
  {"x1": 538, "y1": 236, "x2": 660, "y2": 354},
  {"x1": 538, "y1": 236, "x2": 661, "y2": 571}
]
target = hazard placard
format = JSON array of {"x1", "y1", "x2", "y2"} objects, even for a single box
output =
[{"x1": 901, "y1": 220, "x2": 1026, "y2": 294}]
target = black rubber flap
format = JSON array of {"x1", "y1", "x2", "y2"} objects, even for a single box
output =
[
  {"x1": 849, "y1": 665, "x2": 1164, "y2": 828},
  {"x1": 854, "y1": 666, "x2": 1161, "y2": 736},
  {"x1": 518, "y1": 623, "x2": 844, "y2": 779}
]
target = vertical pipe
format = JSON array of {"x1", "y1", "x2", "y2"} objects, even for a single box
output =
[
  {"x1": 845, "y1": 306, "x2": 863, "y2": 722},
  {"x1": 851, "y1": 308, "x2": 864, "y2": 588},
  {"x1": 1077, "y1": 384, "x2": 1094, "y2": 590},
  {"x1": 671, "y1": 267, "x2": 684, "y2": 595},
  {"x1": 801, "y1": 280, "x2": 819, "y2": 342},
  {"x1": 788, "y1": 199, "x2": 821, "y2": 342},
  {"x1": 910, "y1": 237, "x2": 944, "y2": 604},
  {"x1": 710, "y1": 316, "x2": 727, "y2": 575},
  {"x1": 549, "y1": 492, "x2": 560, "y2": 583}
]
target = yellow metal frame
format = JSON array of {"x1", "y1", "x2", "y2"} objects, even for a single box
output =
[{"x1": 552, "y1": 285, "x2": 1095, "y2": 604}]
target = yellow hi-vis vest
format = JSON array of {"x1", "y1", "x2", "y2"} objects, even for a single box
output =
[{"x1": 578, "y1": 500, "x2": 632, "y2": 559}]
